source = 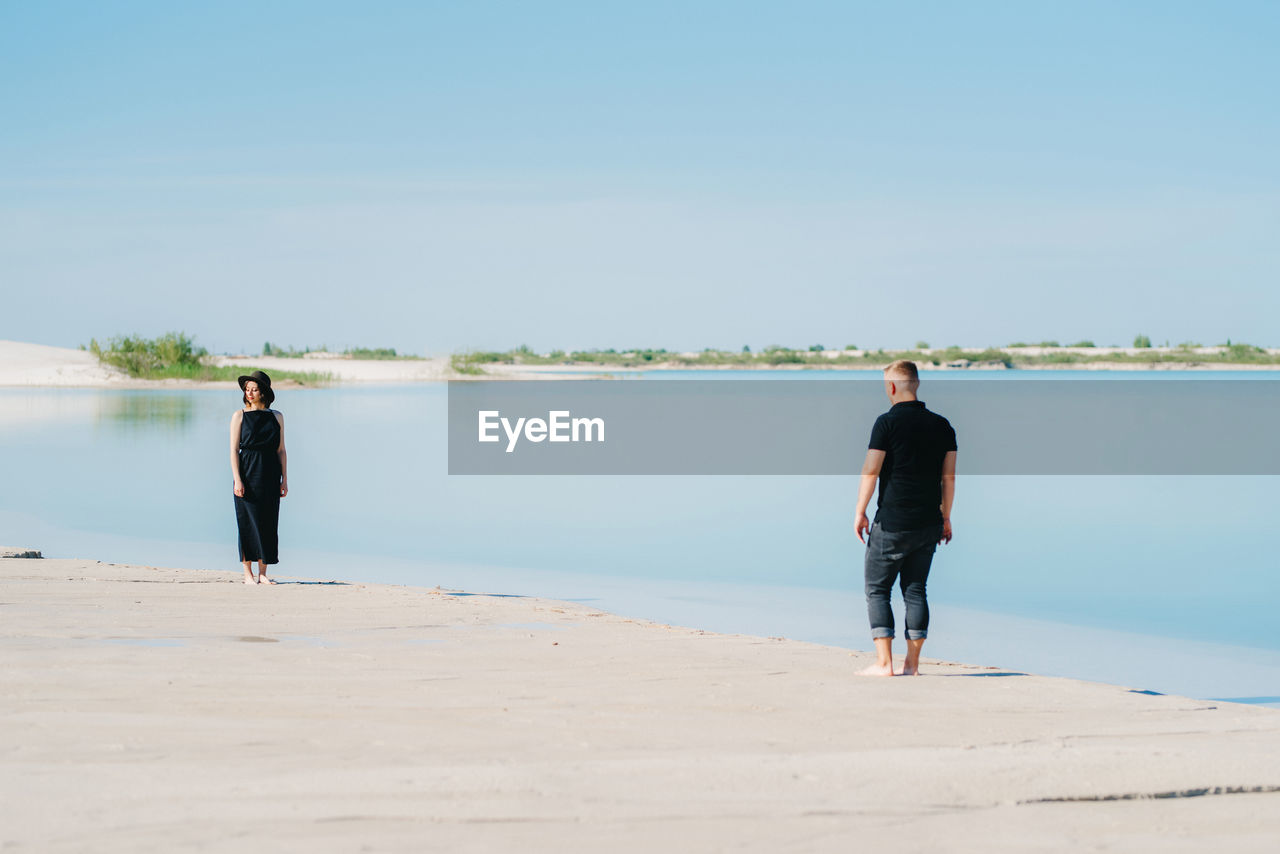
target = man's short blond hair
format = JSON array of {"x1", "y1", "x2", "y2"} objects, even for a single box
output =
[{"x1": 884, "y1": 359, "x2": 920, "y2": 389}]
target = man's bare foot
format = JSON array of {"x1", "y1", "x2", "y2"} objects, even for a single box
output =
[
  {"x1": 901, "y1": 661, "x2": 921, "y2": 676},
  {"x1": 857, "y1": 662, "x2": 895, "y2": 677},
  {"x1": 259, "y1": 577, "x2": 277, "y2": 585}
]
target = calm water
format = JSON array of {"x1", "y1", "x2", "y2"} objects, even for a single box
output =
[{"x1": 2, "y1": 371, "x2": 1278, "y2": 706}]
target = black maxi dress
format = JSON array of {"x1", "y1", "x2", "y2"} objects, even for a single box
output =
[{"x1": 234, "y1": 408, "x2": 282, "y2": 564}]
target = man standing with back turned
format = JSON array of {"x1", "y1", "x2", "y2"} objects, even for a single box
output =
[{"x1": 854, "y1": 360, "x2": 957, "y2": 676}]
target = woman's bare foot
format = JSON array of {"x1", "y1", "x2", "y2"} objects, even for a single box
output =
[
  {"x1": 243, "y1": 576, "x2": 256, "y2": 585},
  {"x1": 259, "y1": 577, "x2": 277, "y2": 585},
  {"x1": 857, "y1": 662, "x2": 895, "y2": 677}
]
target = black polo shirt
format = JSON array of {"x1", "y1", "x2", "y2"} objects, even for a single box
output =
[{"x1": 868, "y1": 400, "x2": 957, "y2": 532}]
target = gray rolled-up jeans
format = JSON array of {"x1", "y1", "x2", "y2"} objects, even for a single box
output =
[{"x1": 864, "y1": 520, "x2": 944, "y2": 640}]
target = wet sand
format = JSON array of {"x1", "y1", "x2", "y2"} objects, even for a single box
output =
[{"x1": 3, "y1": 557, "x2": 1278, "y2": 852}]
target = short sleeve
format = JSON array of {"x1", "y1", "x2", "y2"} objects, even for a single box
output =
[
  {"x1": 868, "y1": 414, "x2": 890, "y2": 451},
  {"x1": 945, "y1": 420, "x2": 957, "y2": 452}
]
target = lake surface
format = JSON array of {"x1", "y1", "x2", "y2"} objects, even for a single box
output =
[{"x1": 2, "y1": 370, "x2": 1277, "y2": 707}]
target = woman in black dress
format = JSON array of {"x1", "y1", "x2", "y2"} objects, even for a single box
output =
[{"x1": 230, "y1": 370, "x2": 288, "y2": 585}]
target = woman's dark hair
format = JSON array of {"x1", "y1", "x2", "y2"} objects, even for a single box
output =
[{"x1": 242, "y1": 382, "x2": 275, "y2": 408}]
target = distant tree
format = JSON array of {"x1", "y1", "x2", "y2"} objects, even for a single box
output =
[
  {"x1": 915, "y1": 341, "x2": 929, "y2": 350},
  {"x1": 742, "y1": 345, "x2": 751, "y2": 353},
  {"x1": 1133, "y1": 334, "x2": 1152, "y2": 348},
  {"x1": 263, "y1": 341, "x2": 275, "y2": 356},
  {"x1": 1068, "y1": 340, "x2": 1096, "y2": 348},
  {"x1": 845, "y1": 344, "x2": 857, "y2": 351},
  {"x1": 809, "y1": 344, "x2": 825, "y2": 352},
  {"x1": 1008, "y1": 341, "x2": 1029, "y2": 347}
]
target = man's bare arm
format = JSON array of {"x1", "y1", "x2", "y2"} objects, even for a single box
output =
[
  {"x1": 939, "y1": 450, "x2": 956, "y2": 543},
  {"x1": 854, "y1": 449, "x2": 885, "y2": 544}
]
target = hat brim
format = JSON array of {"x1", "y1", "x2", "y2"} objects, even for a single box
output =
[{"x1": 238, "y1": 373, "x2": 272, "y2": 390}]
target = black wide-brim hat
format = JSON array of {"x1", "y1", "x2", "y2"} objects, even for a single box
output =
[{"x1": 238, "y1": 370, "x2": 275, "y2": 405}]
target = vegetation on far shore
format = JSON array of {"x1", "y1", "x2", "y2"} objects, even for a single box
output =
[
  {"x1": 85, "y1": 333, "x2": 1279, "y2": 381},
  {"x1": 262, "y1": 342, "x2": 422, "y2": 360},
  {"x1": 452, "y1": 339, "x2": 1280, "y2": 371},
  {"x1": 88, "y1": 333, "x2": 332, "y2": 384}
]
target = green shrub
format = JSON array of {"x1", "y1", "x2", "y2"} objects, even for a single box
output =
[
  {"x1": 90, "y1": 332, "x2": 207, "y2": 376},
  {"x1": 90, "y1": 332, "x2": 328, "y2": 383},
  {"x1": 764, "y1": 347, "x2": 804, "y2": 365},
  {"x1": 1226, "y1": 342, "x2": 1266, "y2": 361},
  {"x1": 345, "y1": 347, "x2": 411, "y2": 360}
]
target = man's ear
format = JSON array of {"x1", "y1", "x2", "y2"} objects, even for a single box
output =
[{"x1": 886, "y1": 380, "x2": 897, "y2": 396}]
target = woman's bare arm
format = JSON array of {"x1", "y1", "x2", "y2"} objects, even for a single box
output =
[
  {"x1": 275, "y1": 411, "x2": 288, "y2": 497},
  {"x1": 230, "y1": 411, "x2": 244, "y2": 497}
]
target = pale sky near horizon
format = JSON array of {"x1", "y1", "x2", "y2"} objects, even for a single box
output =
[{"x1": 2, "y1": 1, "x2": 1277, "y2": 355}]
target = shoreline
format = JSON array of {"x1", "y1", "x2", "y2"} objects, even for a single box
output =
[
  {"x1": 4, "y1": 555, "x2": 1280, "y2": 850},
  {"x1": 6, "y1": 340, "x2": 1280, "y2": 389},
  {"x1": 9, "y1": 531, "x2": 1280, "y2": 705}
]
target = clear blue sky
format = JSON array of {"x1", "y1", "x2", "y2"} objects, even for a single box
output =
[{"x1": 3, "y1": 1, "x2": 1277, "y2": 354}]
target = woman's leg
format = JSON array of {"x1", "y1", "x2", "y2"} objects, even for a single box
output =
[
  {"x1": 243, "y1": 561, "x2": 256, "y2": 584},
  {"x1": 258, "y1": 560, "x2": 275, "y2": 584}
]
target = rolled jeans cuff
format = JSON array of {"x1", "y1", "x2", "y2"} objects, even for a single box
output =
[
  {"x1": 871, "y1": 627, "x2": 895, "y2": 639},
  {"x1": 905, "y1": 629, "x2": 928, "y2": 640}
]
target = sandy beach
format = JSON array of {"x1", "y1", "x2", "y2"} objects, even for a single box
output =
[{"x1": 3, "y1": 556, "x2": 1278, "y2": 852}]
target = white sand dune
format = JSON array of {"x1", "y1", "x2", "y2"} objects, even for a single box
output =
[
  {"x1": 3, "y1": 557, "x2": 1278, "y2": 852},
  {"x1": 0, "y1": 340, "x2": 134, "y2": 387}
]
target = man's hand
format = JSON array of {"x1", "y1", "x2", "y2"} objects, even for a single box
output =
[
  {"x1": 855, "y1": 450, "x2": 884, "y2": 546},
  {"x1": 855, "y1": 511, "x2": 871, "y2": 545},
  {"x1": 939, "y1": 517, "x2": 952, "y2": 545}
]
